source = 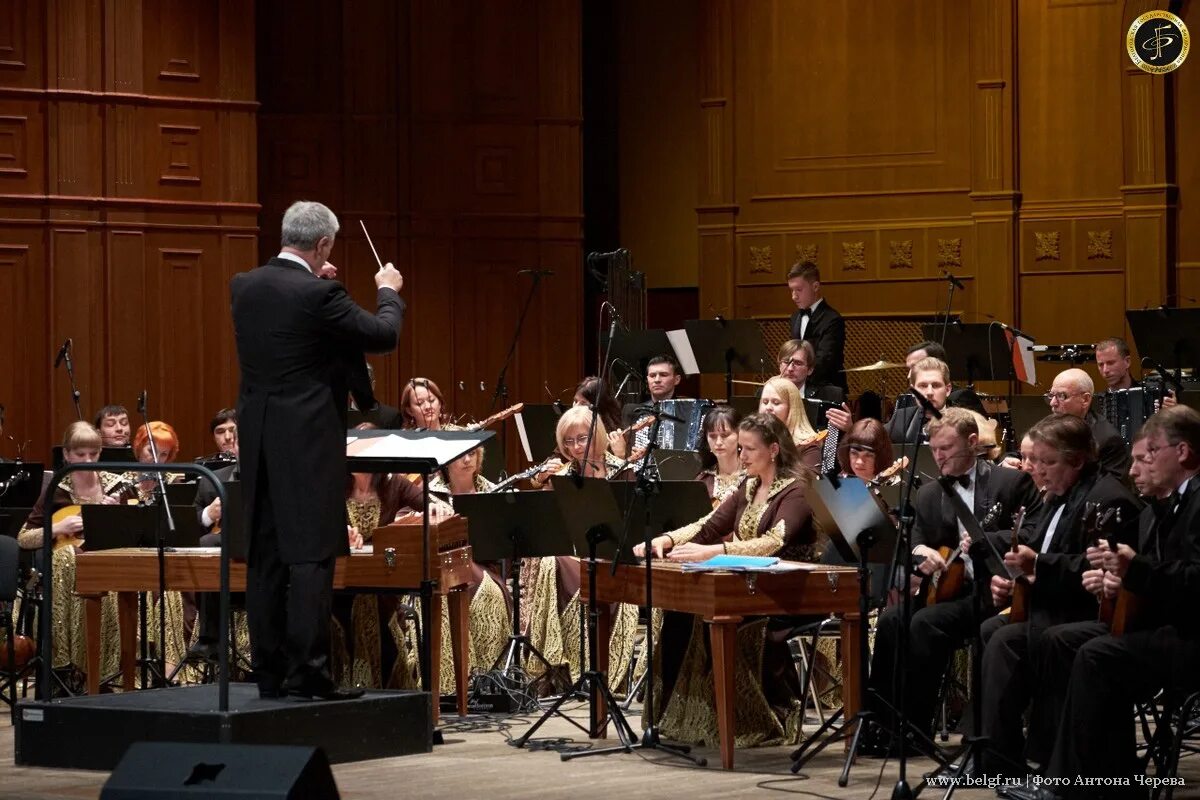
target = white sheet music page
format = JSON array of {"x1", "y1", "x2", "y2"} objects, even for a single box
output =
[{"x1": 667, "y1": 329, "x2": 701, "y2": 375}]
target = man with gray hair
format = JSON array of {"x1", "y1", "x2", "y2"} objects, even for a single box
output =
[
  {"x1": 1046, "y1": 367, "x2": 1130, "y2": 478},
  {"x1": 231, "y1": 200, "x2": 404, "y2": 700}
]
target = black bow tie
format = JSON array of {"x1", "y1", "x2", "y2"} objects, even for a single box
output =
[
  {"x1": 797, "y1": 307, "x2": 811, "y2": 318},
  {"x1": 939, "y1": 473, "x2": 970, "y2": 490}
]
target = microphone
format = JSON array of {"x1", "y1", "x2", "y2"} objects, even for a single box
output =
[
  {"x1": 985, "y1": 315, "x2": 1034, "y2": 341},
  {"x1": 908, "y1": 387, "x2": 943, "y2": 420},
  {"x1": 615, "y1": 372, "x2": 632, "y2": 397},
  {"x1": 137, "y1": 390, "x2": 147, "y2": 416},
  {"x1": 54, "y1": 338, "x2": 72, "y2": 368},
  {"x1": 940, "y1": 269, "x2": 966, "y2": 291},
  {"x1": 517, "y1": 268, "x2": 555, "y2": 277}
]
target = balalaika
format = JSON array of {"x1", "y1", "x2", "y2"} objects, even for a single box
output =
[{"x1": 1099, "y1": 380, "x2": 1165, "y2": 445}]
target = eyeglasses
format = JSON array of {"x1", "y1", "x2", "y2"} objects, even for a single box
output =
[
  {"x1": 1043, "y1": 391, "x2": 1084, "y2": 404},
  {"x1": 779, "y1": 358, "x2": 809, "y2": 369},
  {"x1": 562, "y1": 437, "x2": 593, "y2": 448},
  {"x1": 1138, "y1": 441, "x2": 1180, "y2": 463}
]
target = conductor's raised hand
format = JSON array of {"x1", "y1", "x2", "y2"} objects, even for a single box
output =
[{"x1": 375, "y1": 262, "x2": 403, "y2": 293}]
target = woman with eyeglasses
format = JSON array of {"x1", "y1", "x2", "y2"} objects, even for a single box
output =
[
  {"x1": 633, "y1": 413, "x2": 821, "y2": 747},
  {"x1": 522, "y1": 406, "x2": 638, "y2": 691}
]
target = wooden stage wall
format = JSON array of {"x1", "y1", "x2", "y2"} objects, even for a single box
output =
[
  {"x1": 0, "y1": 0, "x2": 583, "y2": 466},
  {"x1": 674, "y1": 0, "x2": 1196, "y2": 395}
]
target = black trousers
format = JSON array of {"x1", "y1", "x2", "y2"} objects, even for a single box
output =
[
  {"x1": 868, "y1": 592, "x2": 978, "y2": 735},
  {"x1": 193, "y1": 532, "x2": 246, "y2": 645},
  {"x1": 1045, "y1": 626, "x2": 1200, "y2": 798},
  {"x1": 245, "y1": 463, "x2": 335, "y2": 692},
  {"x1": 979, "y1": 619, "x2": 1108, "y2": 774}
]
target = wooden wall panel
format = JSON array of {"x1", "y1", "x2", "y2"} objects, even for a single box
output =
[
  {"x1": 637, "y1": 0, "x2": 1188, "y2": 396},
  {"x1": 0, "y1": 0, "x2": 257, "y2": 461},
  {"x1": 257, "y1": 0, "x2": 584, "y2": 472}
]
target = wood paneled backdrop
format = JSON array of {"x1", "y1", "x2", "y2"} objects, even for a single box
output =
[
  {"x1": 0, "y1": 0, "x2": 583, "y2": 468},
  {"x1": 682, "y1": 0, "x2": 1195, "y2": 397}
]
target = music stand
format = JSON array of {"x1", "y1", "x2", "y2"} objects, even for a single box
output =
[
  {"x1": 0, "y1": 507, "x2": 30, "y2": 539},
  {"x1": 164, "y1": 483, "x2": 198, "y2": 505},
  {"x1": 922, "y1": 323, "x2": 1012, "y2": 387},
  {"x1": 608, "y1": 329, "x2": 676, "y2": 391},
  {"x1": 607, "y1": 480, "x2": 711, "y2": 539},
  {"x1": 1127, "y1": 308, "x2": 1200, "y2": 385},
  {"x1": 0, "y1": 463, "x2": 43, "y2": 507},
  {"x1": 512, "y1": 476, "x2": 641, "y2": 754},
  {"x1": 1008, "y1": 395, "x2": 1050, "y2": 444},
  {"x1": 346, "y1": 428, "x2": 493, "y2": 698},
  {"x1": 452, "y1": 491, "x2": 573, "y2": 704},
  {"x1": 80, "y1": 506, "x2": 204, "y2": 550},
  {"x1": 218, "y1": 481, "x2": 247, "y2": 560},
  {"x1": 651, "y1": 449, "x2": 704, "y2": 482},
  {"x1": 684, "y1": 318, "x2": 773, "y2": 401}
]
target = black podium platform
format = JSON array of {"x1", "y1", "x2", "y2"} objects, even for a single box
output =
[{"x1": 14, "y1": 683, "x2": 432, "y2": 771}]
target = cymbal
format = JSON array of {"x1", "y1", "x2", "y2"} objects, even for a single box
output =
[{"x1": 843, "y1": 360, "x2": 906, "y2": 373}]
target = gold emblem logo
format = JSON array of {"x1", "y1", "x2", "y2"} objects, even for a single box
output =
[{"x1": 1127, "y1": 11, "x2": 1189, "y2": 74}]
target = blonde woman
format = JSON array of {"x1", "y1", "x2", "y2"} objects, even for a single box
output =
[{"x1": 759, "y1": 376, "x2": 823, "y2": 469}]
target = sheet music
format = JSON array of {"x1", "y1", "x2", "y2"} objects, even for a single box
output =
[
  {"x1": 666, "y1": 329, "x2": 701, "y2": 376},
  {"x1": 1015, "y1": 334, "x2": 1037, "y2": 386},
  {"x1": 345, "y1": 432, "x2": 481, "y2": 464},
  {"x1": 514, "y1": 412, "x2": 533, "y2": 462}
]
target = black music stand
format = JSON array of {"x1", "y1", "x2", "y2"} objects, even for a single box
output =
[
  {"x1": 607, "y1": 480, "x2": 711, "y2": 540},
  {"x1": 346, "y1": 428, "x2": 493, "y2": 702},
  {"x1": 80, "y1": 506, "x2": 204, "y2": 551},
  {"x1": 164, "y1": 483, "x2": 198, "y2": 505},
  {"x1": 684, "y1": 318, "x2": 773, "y2": 401},
  {"x1": 512, "y1": 476, "x2": 641, "y2": 755},
  {"x1": 651, "y1": 449, "x2": 704, "y2": 482},
  {"x1": 1127, "y1": 308, "x2": 1200, "y2": 386},
  {"x1": 1008, "y1": 395, "x2": 1050, "y2": 444},
  {"x1": 609, "y1": 329, "x2": 677, "y2": 393},
  {"x1": 0, "y1": 463, "x2": 43, "y2": 507},
  {"x1": 452, "y1": 491, "x2": 573, "y2": 705},
  {"x1": 922, "y1": 323, "x2": 1012, "y2": 387}
]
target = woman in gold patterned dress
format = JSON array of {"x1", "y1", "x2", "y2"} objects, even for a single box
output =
[
  {"x1": 523, "y1": 406, "x2": 638, "y2": 690},
  {"x1": 634, "y1": 413, "x2": 821, "y2": 747},
  {"x1": 696, "y1": 405, "x2": 745, "y2": 506},
  {"x1": 17, "y1": 422, "x2": 136, "y2": 683},
  {"x1": 427, "y1": 438, "x2": 512, "y2": 693},
  {"x1": 337, "y1": 423, "x2": 452, "y2": 689}
]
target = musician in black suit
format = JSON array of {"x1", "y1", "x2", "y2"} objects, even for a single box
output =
[
  {"x1": 347, "y1": 362, "x2": 403, "y2": 429},
  {"x1": 885, "y1": 356, "x2": 952, "y2": 443},
  {"x1": 787, "y1": 264, "x2": 846, "y2": 392},
  {"x1": 979, "y1": 414, "x2": 1140, "y2": 777},
  {"x1": 1046, "y1": 367, "x2": 1131, "y2": 478},
  {"x1": 863, "y1": 408, "x2": 1039, "y2": 754},
  {"x1": 231, "y1": 200, "x2": 405, "y2": 700},
  {"x1": 1001, "y1": 407, "x2": 1200, "y2": 800}
]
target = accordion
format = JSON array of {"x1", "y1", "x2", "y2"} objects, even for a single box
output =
[
  {"x1": 1100, "y1": 382, "x2": 1164, "y2": 445},
  {"x1": 632, "y1": 399, "x2": 713, "y2": 452}
]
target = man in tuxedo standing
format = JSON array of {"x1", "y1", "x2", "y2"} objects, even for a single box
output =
[
  {"x1": 231, "y1": 200, "x2": 405, "y2": 700},
  {"x1": 787, "y1": 264, "x2": 846, "y2": 392}
]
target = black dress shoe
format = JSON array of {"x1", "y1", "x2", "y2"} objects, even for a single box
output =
[{"x1": 186, "y1": 640, "x2": 219, "y2": 661}]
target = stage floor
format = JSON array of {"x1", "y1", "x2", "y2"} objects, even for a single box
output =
[{"x1": 3, "y1": 698, "x2": 1198, "y2": 799}]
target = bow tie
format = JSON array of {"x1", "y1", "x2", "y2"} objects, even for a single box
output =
[
  {"x1": 797, "y1": 307, "x2": 811, "y2": 318},
  {"x1": 939, "y1": 473, "x2": 970, "y2": 490}
]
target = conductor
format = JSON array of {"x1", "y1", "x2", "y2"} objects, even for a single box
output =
[{"x1": 231, "y1": 201, "x2": 405, "y2": 700}]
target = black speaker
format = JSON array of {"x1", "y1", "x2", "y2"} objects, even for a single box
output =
[{"x1": 100, "y1": 741, "x2": 340, "y2": 799}]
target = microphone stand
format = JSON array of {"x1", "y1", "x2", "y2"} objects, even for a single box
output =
[
  {"x1": 938, "y1": 272, "x2": 963, "y2": 347},
  {"x1": 137, "y1": 393, "x2": 175, "y2": 686},
  {"x1": 487, "y1": 270, "x2": 547, "y2": 460},
  {"x1": 57, "y1": 341, "x2": 83, "y2": 421},
  {"x1": 602, "y1": 405, "x2": 704, "y2": 766}
]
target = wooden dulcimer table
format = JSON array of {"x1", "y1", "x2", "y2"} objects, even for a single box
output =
[
  {"x1": 73, "y1": 516, "x2": 474, "y2": 722},
  {"x1": 581, "y1": 559, "x2": 862, "y2": 769}
]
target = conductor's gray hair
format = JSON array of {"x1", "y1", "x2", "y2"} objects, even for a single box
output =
[{"x1": 281, "y1": 201, "x2": 339, "y2": 250}]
